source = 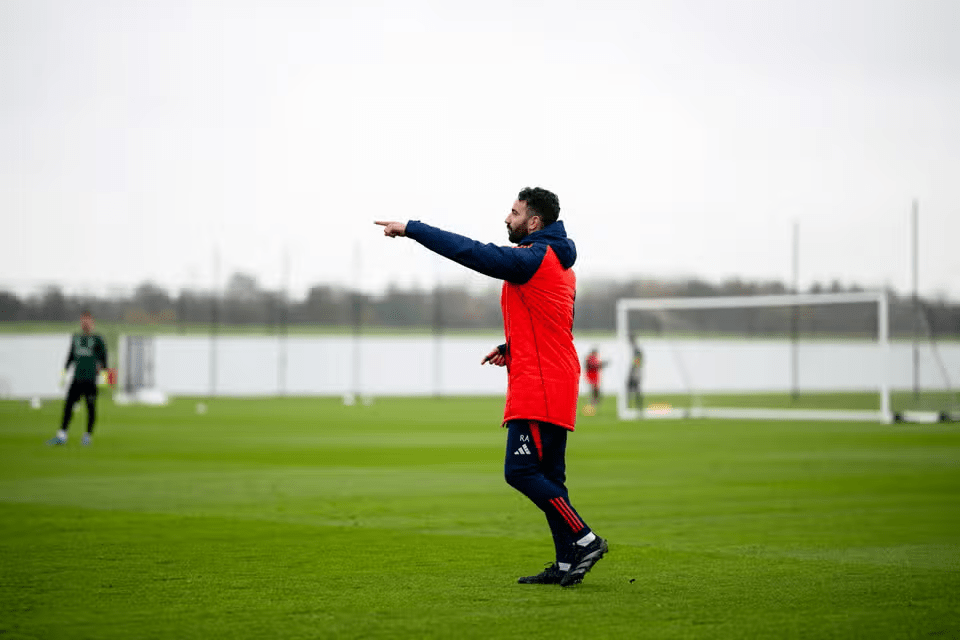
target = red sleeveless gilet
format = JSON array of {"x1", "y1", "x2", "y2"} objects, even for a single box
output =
[{"x1": 500, "y1": 246, "x2": 580, "y2": 430}]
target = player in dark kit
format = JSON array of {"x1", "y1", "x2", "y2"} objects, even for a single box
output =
[
  {"x1": 47, "y1": 311, "x2": 108, "y2": 446},
  {"x1": 627, "y1": 335, "x2": 644, "y2": 409},
  {"x1": 376, "y1": 187, "x2": 608, "y2": 587}
]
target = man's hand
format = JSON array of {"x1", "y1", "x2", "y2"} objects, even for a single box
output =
[
  {"x1": 59, "y1": 370, "x2": 67, "y2": 388},
  {"x1": 374, "y1": 221, "x2": 407, "y2": 237},
  {"x1": 481, "y1": 347, "x2": 506, "y2": 367}
]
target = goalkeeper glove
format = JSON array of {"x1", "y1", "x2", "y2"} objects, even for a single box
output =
[
  {"x1": 97, "y1": 369, "x2": 109, "y2": 386},
  {"x1": 59, "y1": 370, "x2": 67, "y2": 388}
]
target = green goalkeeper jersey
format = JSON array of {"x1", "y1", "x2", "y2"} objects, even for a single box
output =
[{"x1": 65, "y1": 333, "x2": 108, "y2": 382}]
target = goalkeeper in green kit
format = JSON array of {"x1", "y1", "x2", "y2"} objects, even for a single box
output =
[{"x1": 47, "y1": 310, "x2": 108, "y2": 446}]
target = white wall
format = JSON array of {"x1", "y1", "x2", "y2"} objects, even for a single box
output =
[
  {"x1": 145, "y1": 335, "x2": 960, "y2": 397},
  {"x1": 148, "y1": 335, "x2": 512, "y2": 397},
  {"x1": 2, "y1": 333, "x2": 958, "y2": 399},
  {"x1": 0, "y1": 334, "x2": 71, "y2": 398}
]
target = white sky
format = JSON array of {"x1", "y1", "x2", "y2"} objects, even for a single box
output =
[{"x1": 2, "y1": 0, "x2": 958, "y2": 299}]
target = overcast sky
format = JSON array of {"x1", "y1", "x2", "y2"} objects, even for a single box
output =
[{"x1": 2, "y1": 0, "x2": 958, "y2": 300}]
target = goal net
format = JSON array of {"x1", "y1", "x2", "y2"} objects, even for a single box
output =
[
  {"x1": 617, "y1": 291, "x2": 960, "y2": 423},
  {"x1": 615, "y1": 292, "x2": 908, "y2": 422},
  {"x1": 114, "y1": 335, "x2": 168, "y2": 405}
]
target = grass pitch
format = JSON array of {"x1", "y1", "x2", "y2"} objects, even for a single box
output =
[{"x1": 1, "y1": 396, "x2": 958, "y2": 639}]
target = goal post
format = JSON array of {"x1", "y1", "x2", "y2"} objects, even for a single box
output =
[{"x1": 615, "y1": 291, "x2": 893, "y2": 423}]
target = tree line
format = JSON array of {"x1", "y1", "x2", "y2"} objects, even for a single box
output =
[{"x1": 1, "y1": 273, "x2": 958, "y2": 338}]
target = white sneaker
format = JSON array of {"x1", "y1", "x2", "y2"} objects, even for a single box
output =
[{"x1": 81, "y1": 433, "x2": 92, "y2": 446}]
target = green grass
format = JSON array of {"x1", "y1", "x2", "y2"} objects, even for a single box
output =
[{"x1": 1, "y1": 396, "x2": 959, "y2": 639}]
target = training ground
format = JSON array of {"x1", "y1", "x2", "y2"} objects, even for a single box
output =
[{"x1": 1, "y1": 395, "x2": 958, "y2": 639}]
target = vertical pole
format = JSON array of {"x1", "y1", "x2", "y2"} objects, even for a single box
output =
[
  {"x1": 791, "y1": 221, "x2": 800, "y2": 400},
  {"x1": 210, "y1": 247, "x2": 219, "y2": 398},
  {"x1": 432, "y1": 273, "x2": 442, "y2": 398},
  {"x1": 351, "y1": 241, "x2": 361, "y2": 403},
  {"x1": 616, "y1": 299, "x2": 629, "y2": 419},
  {"x1": 119, "y1": 335, "x2": 128, "y2": 394},
  {"x1": 879, "y1": 291, "x2": 892, "y2": 422},
  {"x1": 177, "y1": 291, "x2": 185, "y2": 335},
  {"x1": 912, "y1": 199, "x2": 920, "y2": 402},
  {"x1": 278, "y1": 248, "x2": 289, "y2": 397}
]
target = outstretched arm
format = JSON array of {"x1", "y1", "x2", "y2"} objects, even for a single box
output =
[{"x1": 374, "y1": 220, "x2": 544, "y2": 284}]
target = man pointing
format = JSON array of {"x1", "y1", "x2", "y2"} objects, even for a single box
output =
[{"x1": 375, "y1": 187, "x2": 607, "y2": 587}]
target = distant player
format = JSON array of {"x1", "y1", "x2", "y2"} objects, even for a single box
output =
[
  {"x1": 47, "y1": 310, "x2": 107, "y2": 446},
  {"x1": 583, "y1": 348, "x2": 607, "y2": 414},
  {"x1": 375, "y1": 187, "x2": 607, "y2": 587},
  {"x1": 627, "y1": 336, "x2": 644, "y2": 409}
]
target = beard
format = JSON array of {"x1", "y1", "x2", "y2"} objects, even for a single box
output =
[{"x1": 507, "y1": 224, "x2": 528, "y2": 244}]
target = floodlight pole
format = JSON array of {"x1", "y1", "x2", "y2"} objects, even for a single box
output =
[
  {"x1": 210, "y1": 246, "x2": 220, "y2": 398},
  {"x1": 432, "y1": 275, "x2": 442, "y2": 398},
  {"x1": 352, "y1": 242, "x2": 362, "y2": 402},
  {"x1": 278, "y1": 248, "x2": 289, "y2": 397},
  {"x1": 616, "y1": 299, "x2": 630, "y2": 419},
  {"x1": 912, "y1": 200, "x2": 920, "y2": 401},
  {"x1": 790, "y1": 221, "x2": 800, "y2": 400}
]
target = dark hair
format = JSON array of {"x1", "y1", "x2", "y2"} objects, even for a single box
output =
[
  {"x1": 81, "y1": 309, "x2": 92, "y2": 317},
  {"x1": 518, "y1": 187, "x2": 560, "y2": 227}
]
